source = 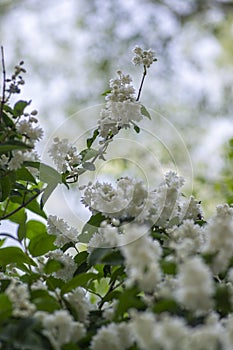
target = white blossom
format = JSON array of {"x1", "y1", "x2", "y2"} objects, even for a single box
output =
[
  {"x1": 46, "y1": 249, "x2": 76, "y2": 282},
  {"x1": 47, "y1": 215, "x2": 78, "y2": 247},
  {"x1": 35, "y1": 310, "x2": 85, "y2": 350},
  {"x1": 132, "y1": 46, "x2": 157, "y2": 68},
  {"x1": 5, "y1": 279, "x2": 36, "y2": 318},
  {"x1": 175, "y1": 256, "x2": 214, "y2": 313},
  {"x1": 17, "y1": 119, "x2": 43, "y2": 144},
  {"x1": 64, "y1": 287, "x2": 91, "y2": 324},
  {"x1": 169, "y1": 219, "x2": 204, "y2": 260},
  {"x1": 49, "y1": 137, "x2": 81, "y2": 172},
  {"x1": 90, "y1": 322, "x2": 133, "y2": 350},
  {"x1": 130, "y1": 311, "x2": 188, "y2": 350},
  {"x1": 118, "y1": 224, "x2": 162, "y2": 292},
  {"x1": 203, "y1": 204, "x2": 233, "y2": 274}
]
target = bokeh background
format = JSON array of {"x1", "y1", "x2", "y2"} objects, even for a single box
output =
[{"x1": 1, "y1": 0, "x2": 233, "y2": 226}]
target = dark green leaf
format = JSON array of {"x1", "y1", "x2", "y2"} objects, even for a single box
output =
[
  {"x1": 79, "y1": 212, "x2": 105, "y2": 243},
  {"x1": 3, "y1": 104, "x2": 14, "y2": 115},
  {"x1": 0, "y1": 293, "x2": 12, "y2": 321},
  {"x1": 87, "y1": 248, "x2": 110, "y2": 266},
  {"x1": 133, "y1": 124, "x2": 140, "y2": 133},
  {"x1": 13, "y1": 100, "x2": 30, "y2": 117},
  {"x1": 0, "y1": 175, "x2": 12, "y2": 202},
  {"x1": 28, "y1": 233, "x2": 56, "y2": 257},
  {"x1": 61, "y1": 272, "x2": 98, "y2": 295},
  {"x1": 0, "y1": 246, "x2": 36, "y2": 266},
  {"x1": 44, "y1": 259, "x2": 64, "y2": 274},
  {"x1": 115, "y1": 287, "x2": 146, "y2": 319},
  {"x1": 101, "y1": 250, "x2": 124, "y2": 265},
  {"x1": 160, "y1": 260, "x2": 177, "y2": 275},
  {"x1": 31, "y1": 290, "x2": 60, "y2": 312},
  {"x1": 11, "y1": 195, "x2": 47, "y2": 219},
  {"x1": 0, "y1": 140, "x2": 32, "y2": 154},
  {"x1": 141, "y1": 105, "x2": 151, "y2": 120},
  {"x1": 153, "y1": 299, "x2": 178, "y2": 314},
  {"x1": 26, "y1": 220, "x2": 47, "y2": 239},
  {"x1": 74, "y1": 251, "x2": 88, "y2": 266},
  {"x1": 87, "y1": 129, "x2": 99, "y2": 148},
  {"x1": 2, "y1": 112, "x2": 14, "y2": 128},
  {"x1": 15, "y1": 167, "x2": 37, "y2": 184}
]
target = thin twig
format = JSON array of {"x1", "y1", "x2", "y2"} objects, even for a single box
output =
[
  {"x1": 136, "y1": 65, "x2": 147, "y2": 102},
  {"x1": 0, "y1": 188, "x2": 45, "y2": 221},
  {"x1": 0, "y1": 46, "x2": 6, "y2": 123}
]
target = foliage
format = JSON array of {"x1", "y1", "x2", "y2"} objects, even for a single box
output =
[{"x1": 0, "y1": 46, "x2": 233, "y2": 350}]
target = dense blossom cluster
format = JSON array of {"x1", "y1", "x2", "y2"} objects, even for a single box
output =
[
  {"x1": 98, "y1": 70, "x2": 143, "y2": 139},
  {"x1": 1, "y1": 46, "x2": 233, "y2": 350},
  {"x1": 48, "y1": 137, "x2": 82, "y2": 173}
]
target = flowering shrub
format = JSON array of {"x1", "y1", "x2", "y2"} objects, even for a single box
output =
[{"x1": 0, "y1": 45, "x2": 233, "y2": 350}]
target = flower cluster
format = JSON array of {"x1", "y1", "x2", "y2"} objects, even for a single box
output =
[
  {"x1": 98, "y1": 70, "x2": 142, "y2": 139},
  {"x1": 132, "y1": 45, "x2": 157, "y2": 68},
  {"x1": 47, "y1": 215, "x2": 78, "y2": 247},
  {"x1": 49, "y1": 137, "x2": 82, "y2": 173}
]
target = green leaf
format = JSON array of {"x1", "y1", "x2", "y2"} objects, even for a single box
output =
[
  {"x1": 15, "y1": 167, "x2": 37, "y2": 184},
  {"x1": 0, "y1": 140, "x2": 32, "y2": 154},
  {"x1": 3, "y1": 104, "x2": 14, "y2": 115},
  {"x1": 39, "y1": 163, "x2": 62, "y2": 207},
  {"x1": 13, "y1": 100, "x2": 30, "y2": 117},
  {"x1": 61, "y1": 272, "x2": 98, "y2": 295},
  {"x1": 215, "y1": 284, "x2": 232, "y2": 316},
  {"x1": 26, "y1": 220, "x2": 47, "y2": 239},
  {"x1": 160, "y1": 260, "x2": 177, "y2": 275},
  {"x1": 101, "y1": 250, "x2": 124, "y2": 265},
  {"x1": 115, "y1": 287, "x2": 146, "y2": 319},
  {"x1": 87, "y1": 129, "x2": 99, "y2": 148},
  {"x1": 31, "y1": 290, "x2": 60, "y2": 312},
  {"x1": 0, "y1": 293, "x2": 12, "y2": 321},
  {"x1": 80, "y1": 148, "x2": 99, "y2": 162},
  {"x1": 74, "y1": 251, "x2": 88, "y2": 266},
  {"x1": 28, "y1": 233, "x2": 56, "y2": 257},
  {"x1": 101, "y1": 89, "x2": 111, "y2": 96},
  {"x1": 82, "y1": 162, "x2": 95, "y2": 171},
  {"x1": 44, "y1": 259, "x2": 64, "y2": 274},
  {"x1": 0, "y1": 246, "x2": 36, "y2": 266},
  {"x1": 141, "y1": 105, "x2": 151, "y2": 120},
  {"x1": 79, "y1": 212, "x2": 105, "y2": 243},
  {"x1": 0, "y1": 174, "x2": 13, "y2": 202},
  {"x1": 39, "y1": 163, "x2": 62, "y2": 184},
  {"x1": 87, "y1": 248, "x2": 110, "y2": 266},
  {"x1": 11, "y1": 195, "x2": 47, "y2": 219},
  {"x1": 133, "y1": 124, "x2": 140, "y2": 133},
  {"x1": 2, "y1": 112, "x2": 14, "y2": 128},
  {"x1": 153, "y1": 299, "x2": 178, "y2": 314}
]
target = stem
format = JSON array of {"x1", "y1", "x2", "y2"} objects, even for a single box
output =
[
  {"x1": 0, "y1": 188, "x2": 44, "y2": 221},
  {"x1": 136, "y1": 65, "x2": 147, "y2": 102},
  {"x1": 0, "y1": 46, "x2": 6, "y2": 123}
]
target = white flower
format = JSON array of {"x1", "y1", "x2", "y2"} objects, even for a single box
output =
[
  {"x1": 64, "y1": 288, "x2": 91, "y2": 324},
  {"x1": 175, "y1": 256, "x2": 214, "y2": 313},
  {"x1": 35, "y1": 310, "x2": 85, "y2": 350},
  {"x1": 130, "y1": 311, "x2": 188, "y2": 350},
  {"x1": 46, "y1": 249, "x2": 76, "y2": 282},
  {"x1": 203, "y1": 203, "x2": 233, "y2": 274},
  {"x1": 47, "y1": 215, "x2": 78, "y2": 247},
  {"x1": 118, "y1": 224, "x2": 162, "y2": 292},
  {"x1": 49, "y1": 137, "x2": 81, "y2": 172},
  {"x1": 180, "y1": 195, "x2": 203, "y2": 221},
  {"x1": 90, "y1": 322, "x2": 133, "y2": 350},
  {"x1": 17, "y1": 119, "x2": 43, "y2": 143},
  {"x1": 169, "y1": 219, "x2": 204, "y2": 260},
  {"x1": 132, "y1": 46, "x2": 157, "y2": 68},
  {"x1": 7, "y1": 150, "x2": 39, "y2": 171},
  {"x1": 5, "y1": 279, "x2": 36, "y2": 318}
]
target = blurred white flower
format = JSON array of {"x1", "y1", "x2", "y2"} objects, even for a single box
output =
[
  {"x1": 175, "y1": 256, "x2": 214, "y2": 313},
  {"x1": 64, "y1": 287, "x2": 91, "y2": 324},
  {"x1": 47, "y1": 215, "x2": 78, "y2": 247},
  {"x1": 49, "y1": 137, "x2": 81, "y2": 172},
  {"x1": 90, "y1": 322, "x2": 133, "y2": 350},
  {"x1": 35, "y1": 310, "x2": 85, "y2": 350},
  {"x1": 132, "y1": 46, "x2": 157, "y2": 68},
  {"x1": 46, "y1": 249, "x2": 76, "y2": 282}
]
